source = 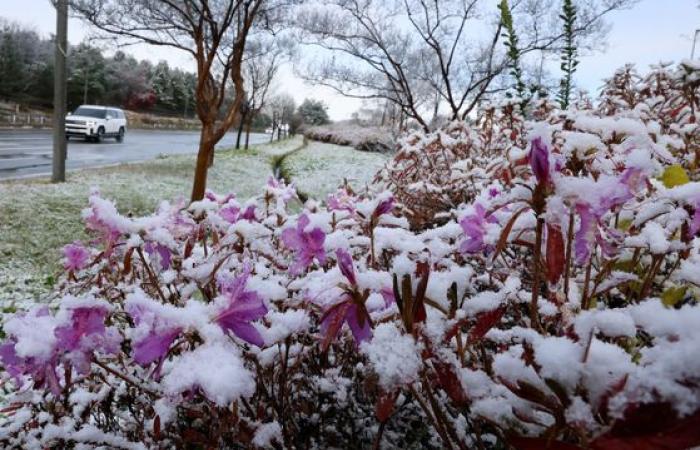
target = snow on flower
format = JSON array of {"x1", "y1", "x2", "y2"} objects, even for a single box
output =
[
  {"x1": 62, "y1": 241, "x2": 90, "y2": 271},
  {"x1": 161, "y1": 342, "x2": 255, "y2": 407},
  {"x1": 459, "y1": 203, "x2": 496, "y2": 254},
  {"x1": 361, "y1": 322, "x2": 422, "y2": 389},
  {"x1": 281, "y1": 213, "x2": 326, "y2": 275},
  {"x1": 214, "y1": 266, "x2": 268, "y2": 347}
]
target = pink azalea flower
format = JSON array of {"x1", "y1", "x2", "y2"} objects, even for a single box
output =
[
  {"x1": 0, "y1": 341, "x2": 61, "y2": 395},
  {"x1": 55, "y1": 306, "x2": 109, "y2": 352},
  {"x1": 575, "y1": 169, "x2": 646, "y2": 264},
  {"x1": 215, "y1": 267, "x2": 268, "y2": 347},
  {"x1": 320, "y1": 249, "x2": 374, "y2": 349},
  {"x1": 241, "y1": 204, "x2": 257, "y2": 221},
  {"x1": 574, "y1": 203, "x2": 597, "y2": 265},
  {"x1": 336, "y1": 248, "x2": 357, "y2": 286},
  {"x1": 0, "y1": 307, "x2": 62, "y2": 395},
  {"x1": 691, "y1": 203, "x2": 700, "y2": 236},
  {"x1": 144, "y1": 242, "x2": 172, "y2": 271},
  {"x1": 205, "y1": 191, "x2": 236, "y2": 205},
  {"x1": 126, "y1": 304, "x2": 182, "y2": 367},
  {"x1": 321, "y1": 301, "x2": 372, "y2": 349},
  {"x1": 63, "y1": 241, "x2": 90, "y2": 271},
  {"x1": 220, "y1": 205, "x2": 240, "y2": 223},
  {"x1": 55, "y1": 303, "x2": 120, "y2": 374},
  {"x1": 372, "y1": 195, "x2": 395, "y2": 219},
  {"x1": 327, "y1": 188, "x2": 356, "y2": 213},
  {"x1": 281, "y1": 214, "x2": 326, "y2": 275},
  {"x1": 459, "y1": 204, "x2": 495, "y2": 254},
  {"x1": 380, "y1": 286, "x2": 396, "y2": 307},
  {"x1": 529, "y1": 136, "x2": 550, "y2": 185}
]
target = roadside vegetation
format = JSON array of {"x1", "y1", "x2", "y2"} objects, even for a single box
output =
[{"x1": 0, "y1": 137, "x2": 306, "y2": 303}]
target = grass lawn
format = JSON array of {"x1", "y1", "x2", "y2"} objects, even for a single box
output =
[
  {"x1": 0, "y1": 137, "x2": 390, "y2": 304},
  {"x1": 0, "y1": 138, "x2": 302, "y2": 303},
  {"x1": 283, "y1": 142, "x2": 389, "y2": 200}
]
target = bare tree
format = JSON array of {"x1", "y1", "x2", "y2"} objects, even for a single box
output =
[
  {"x1": 235, "y1": 35, "x2": 291, "y2": 149},
  {"x1": 266, "y1": 93, "x2": 295, "y2": 141},
  {"x1": 70, "y1": 0, "x2": 280, "y2": 201},
  {"x1": 294, "y1": 0, "x2": 637, "y2": 130}
]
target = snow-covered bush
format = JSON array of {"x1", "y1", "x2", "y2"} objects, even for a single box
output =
[
  {"x1": 2, "y1": 62, "x2": 700, "y2": 449},
  {"x1": 304, "y1": 123, "x2": 395, "y2": 153},
  {"x1": 377, "y1": 61, "x2": 700, "y2": 231}
]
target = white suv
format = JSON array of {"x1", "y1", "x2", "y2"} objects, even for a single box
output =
[{"x1": 66, "y1": 105, "x2": 127, "y2": 143}]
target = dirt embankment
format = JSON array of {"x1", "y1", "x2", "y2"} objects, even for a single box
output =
[{"x1": 0, "y1": 101, "x2": 200, "y2": 130}]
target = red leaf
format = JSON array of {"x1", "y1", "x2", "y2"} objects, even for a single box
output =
[
  {"x1": 122, "y1": 247, "x2": 135, "y2": 276},
  {"x1": 375, "y1": 390, "x2": 398, "y2": 423},
  {"x1": 468, "y1": 307, "x2": 506, "y2": 343},
  {"x1": 413, "y1": 262, "x2": 429, "y2": 324},
  {"x1": 153, "y1": 414, "x2": 161, "y2": 440},
  {"x1": 320, "y1": 302, "x2": 350, "y2": 352},
  {"x1": 592, "y1": 404, "x2": 700, "y2": 450},
  {"x1": 508, "y1": 437, "x2": 583, "y2": 450},
  {"x1": 434, "y1": 361, "x2": 468, "y2": 406},
  {"x1": 546, "y1": 224, "x2": 565, "y2": 284}
]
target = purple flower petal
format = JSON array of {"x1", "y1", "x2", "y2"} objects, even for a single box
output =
[
  {"x1": 132, "y1": 329, "x2": 180, "y2": 366},
  {"x1": 345, "y1": 304, "x2": 372, "y2": 345},
  {"x1": 63, "y1": 241, "x2": 90, "y2": 271},
  {"x1": 691, "y1": 205, "x2": 700, "y2": 236},
  {"x1": 529, "y1": 136, "x2": 550, "y2": 185},
  {"x1": 215, "y1": 267, "x2": 267, "y2": 347},
  {"x1": 55, "y1": 307, "x2": 107, "y2": 352},
  {"x1": 574, "y1": 203, "x2": 597, "y2": 265},
  {"x1": 336, "y1": 248, "x2": 357, "y2": 286},
  {"x1": 224, "y1": 320, "x2": 265, "y2": 347},
  {"x1": 282, "y1": 214, "x2": 327, "y2": 275}
]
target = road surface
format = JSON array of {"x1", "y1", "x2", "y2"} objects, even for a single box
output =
[{"x1": 0, "y1": 129, "x2": 270, "y2": 180}]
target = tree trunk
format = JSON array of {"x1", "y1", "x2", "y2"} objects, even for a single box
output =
[
  {"x1": 191, "y1": 125, "x2": 215, "y2": 202},
  {"x1": 235, "y1": 111, "x2": 247, "y2": 150},
  {"x1": 207, "y1": 143, "x2": 215, "y2": 168},
  {"x1": 244, "y1": 117, "x2": 252, "y2": 149}
]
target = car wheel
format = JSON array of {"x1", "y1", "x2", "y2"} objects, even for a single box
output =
[
  {"x1": 116, "y1": 127, "x2": 125, "y2": 143},
  {"x1": 95, "y1": 127, "x2": 105, "y2": 143}
]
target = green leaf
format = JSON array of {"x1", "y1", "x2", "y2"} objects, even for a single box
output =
[
  {"x1": 661, "y1": 286, "x2": 687, "y2": 307},
  {"x1": 661, "y1": 164, "x2": 690, "y2": 188}
]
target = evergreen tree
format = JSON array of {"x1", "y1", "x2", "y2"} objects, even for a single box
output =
[
  {"x1": 499, "y1": 0, "x2": 525, "y2": 100},
  {"x1": 297, "y1": 99, "x2": 329, "y2": 126},
  {"x1": 558, "y1": 0, "x2": 579, "y2": 109}
]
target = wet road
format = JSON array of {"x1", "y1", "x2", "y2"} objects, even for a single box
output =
[{"x1": 0, "y1": 128, "x2": 269, "y2": 180}]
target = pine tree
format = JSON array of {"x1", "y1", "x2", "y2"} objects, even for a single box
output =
[
  {"x1": 499, "y1": 0, "x2": 525, "y2": 100},
  {"x1": 558, "y1": 0, "x2": 578, "y2": 109}
]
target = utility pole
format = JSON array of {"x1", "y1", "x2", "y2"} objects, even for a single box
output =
[
  {"x1": 692, "y1": 29, "x2": 700, "y2": 59},
  {"x1": 52, "y1": 0, "x2": 68, "y2": 183}
]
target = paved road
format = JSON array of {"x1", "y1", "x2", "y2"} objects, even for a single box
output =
[{"x1": 0, "y1": 129, "x2": 270, "y2": 180}]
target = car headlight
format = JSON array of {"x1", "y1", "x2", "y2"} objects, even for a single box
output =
[{"x1": 87, "y1": 121, "x2": 96, "y2": 126}]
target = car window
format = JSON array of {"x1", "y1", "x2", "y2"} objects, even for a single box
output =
[{"x1": 74, "y1": 107, "x2": 107, "y2": 119}]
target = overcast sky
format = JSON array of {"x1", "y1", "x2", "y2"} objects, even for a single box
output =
[{"x1": 0, "y1": 0, "x2": 698, "y2": 120}]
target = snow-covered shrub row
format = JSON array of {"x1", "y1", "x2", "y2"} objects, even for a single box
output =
[
  {"x1": 304, "y1": 123, "x2": 395, "y2": 153},
  {"x1": 376, "y1": 61, "x2": 700, "y2": 231},
  {"x1": 1, "y1": 64, "x2": 700, "y2": 449}
]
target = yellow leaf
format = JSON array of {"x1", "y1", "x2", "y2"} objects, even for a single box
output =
[
  {"x1": 661, "y1": 165, "x2": 690, "y2": 188},
  {"x1": 661, "y1": 286, "x2": 687, "y2": 307},
  {"x1": 616, "y1": 218, "x2": 632, "y2": 231}
]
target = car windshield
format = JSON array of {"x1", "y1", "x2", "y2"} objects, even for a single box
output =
[{"x1": 73, "y1": 107, "x2": 107, "y2": 119}]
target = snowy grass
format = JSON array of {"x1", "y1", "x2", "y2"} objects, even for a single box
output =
[
  {"x1": 283, "y1": 141, "x2": 389, "y2": 200},
  {"x1": 0, "y1": 137, "x2": 388, "y2": 304},
  {"x1": 0, "y1": 137, "x2": 302, "y2": 304}
]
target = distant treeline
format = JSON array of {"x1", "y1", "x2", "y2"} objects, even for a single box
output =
[{"x1": 0, "y1": 19, "x2": 197, "y2": 118}]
